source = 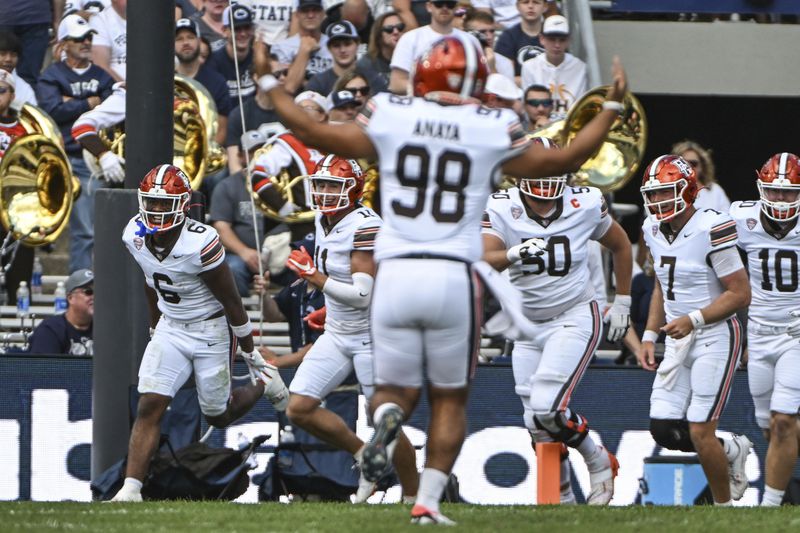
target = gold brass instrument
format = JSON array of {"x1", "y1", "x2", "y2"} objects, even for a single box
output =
[
  {"x1": 0, "y1": 104, "x2": 79, "y2": 246},
  {"x1": 174, "y1": 74, "x2": 227, "y2": 177},
  {"x1": 529, "y1": 86, "x2": 647, "y2": 193}
]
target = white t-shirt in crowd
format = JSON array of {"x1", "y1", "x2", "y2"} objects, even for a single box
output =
[
  {"x1": 272, "y1": 34, "x2": 333, "y2": 77},
  {"x1": 390, "y1": 25, "x2": 480, "y2": 74},
  {"x1": 520, "y1": 52, "x2": 587, "y2": 115},
  {"x1": 90, "y1": 6, "x2": 127, "y2": 79},
  {"x1": 11, "y1": 69, "x2": 37, "y2": 110},
  {"x1": 471, "y1": 0, "x2": 520, "y2": 28},
  {"x1": 238, "y1": 0, "x2": 297, "y2": 45},
  {"x1": 694, "y1": 182, "x2": 732, "y2": 213}
]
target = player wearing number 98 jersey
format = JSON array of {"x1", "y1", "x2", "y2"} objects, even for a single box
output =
[
  {"x1": 730, "y1": 152, "x2": 800, "y2": 506},
  {"x1": 482, "y1": 137, "x2": 633, "y2": 505},
  {"x1": 639, "y1": 155, "x2": 752, "y2": 506},
  {"x1": 112, "y1": 164, "x2": 288, "y2": 503}
]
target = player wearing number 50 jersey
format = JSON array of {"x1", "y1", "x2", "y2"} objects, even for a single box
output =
[
  {"x1": 111, "y1": 165, "x2": 288, "y2": 502},
  {"x1": 639, "y1": 155, "x2": 752, "y2": 506},
  {"x1": 482, "y1": 137, "x2": 633, "y2": 505},
  {"x1": 730, "y1": 152, "x2": 800, "y2": 506},
  {"x1": 255, "y1": 34, "x2": 629, "y2": 524}
]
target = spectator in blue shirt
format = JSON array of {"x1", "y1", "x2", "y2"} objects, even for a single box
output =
[
  {"x1": 204, "y1": 4, "x2": 256, "y2": 99},
  {"x1": 28, "y1": 269, "x2": 94, "y2": 356},
  {"x1": 37, "y1": 14, "x2": 115, "y2": 273},
  {"x1": 0, "y1": 0, "x2": 60, "y2": 88}
]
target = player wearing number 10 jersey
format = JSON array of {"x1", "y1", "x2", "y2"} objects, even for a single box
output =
[
  {"x1": 639, "y1": 155, "x2": 752, "y2": 506},
  {"x1": 255, "y1": 34, "x2": 629, "y2": 524},
  {"x1": 730, "y1": 152, "x2": 800, "y2": 506}
]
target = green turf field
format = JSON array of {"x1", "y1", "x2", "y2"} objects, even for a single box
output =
[{"x1": 1, "y1": 502, "x2": 799, "y2": 532}]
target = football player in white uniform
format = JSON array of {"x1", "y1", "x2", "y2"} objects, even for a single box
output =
[
  {"x1": 253, "y1": 35, "x2": 627, "y2": 524},
  {"x1": 281, "y1": 155, "x2": 419, "y2": 503},
  {"x1": 482, "y1": 137, "x2": 633, "y2": 505},
  {"x1": 731, "y1": 152, "x2": 800, "y2": 506},
  {"x1": 639, "y1": 155, "x2": 752, "y2": 506},
  {"x1": 111, "y1": 165, "x2": 289, "y2": 502}
]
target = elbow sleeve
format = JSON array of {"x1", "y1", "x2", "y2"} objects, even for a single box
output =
[{"x1": 322, "y1": 272, "x2": 374, "y2": 309}]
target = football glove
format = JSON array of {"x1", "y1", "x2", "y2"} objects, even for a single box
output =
[
  {"x1": 286, "y1": 246, "x2": 317, "y2": 278},
  {"x1": 506, "y1": 237, "x2": 547, "y2": 263},
  {"x1": 605, "y1": 294, "x2": 631, "y2": 343},
  {"x1": 241, "y1": 349, "x2": 275, "y2": 385},
  {"x1": 304, "y1": 306, "x2": 326, "y2": 331},
  {"x1": 787, "y1": 310, "x2": 800, "y2": 338},
  {"x1": 99, "y1": 151, "x2": 125, "y2": 183}
]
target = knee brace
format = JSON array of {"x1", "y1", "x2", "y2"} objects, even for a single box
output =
[
  {"x1": 533, "y1": 409, "x2": 589, "y2": 448},
  {"x1": 649, "y1": 418, "x2": 695, "y2": 452}
]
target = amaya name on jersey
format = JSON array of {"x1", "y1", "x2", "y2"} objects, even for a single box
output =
[
  {"x1": 313, "y1": 205, "x2": 381, "y2": 335},
  {"x1": 122, "y1": 216, "x2": 225, "y2": 322},
  {"x1": 483, "y1": 186, "x2": 611, "y2": 321}
]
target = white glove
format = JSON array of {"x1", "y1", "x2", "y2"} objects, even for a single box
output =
[
  {"x1": 787, "y1": 310, "x2": 800, "y2": 338},
  {"x1": 506, "y1": 237, "x2": 547, "y2": 263},
  {"x1": 241, "y1": 349, "x2": 274, "y2": 386},
  {"x1": 605, "y1": 294, "x2": 631, "y2": 343},
  {"x1": 99, "y1": 151, "x2": 125, "y2": 183}
]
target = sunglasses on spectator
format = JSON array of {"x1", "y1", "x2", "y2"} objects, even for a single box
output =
[
  {"x1": 471, "y1": 28, "x2": 495, "y2": 35},
  {"x1": 346, "y1": 85, "x2": 370, "y2": 96},
  {"x1": 431, "y1": 1, "x2": 457, "y2": 9},
  {"x1": 73, "y1": 287, "x2": 94, "y2": 296},
  {"x1": 68, "y1": 34, "x2": 93, "y2": 42},
  {"x1": 274, "y1": 69, "x2": 289, "y2": 78},
  {"x1": 0, "y1": 87, "x2": 10, "y2": 94},
  {"x1": 381, "y1": 23, "x2": 405, "y2": 34},
  {"x1": 526, "y1": 98, "x2": 553, "y2": 107}
]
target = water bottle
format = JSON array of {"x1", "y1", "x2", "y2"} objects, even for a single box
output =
[
  {"x1": 277, "y1": 425, "x2": 295, "y2": 469},
  {"x1": 0, "y1": 269, "x2": 7, "y2": 306},
  {"x1": 31, "y1": 257, "x2": 43, "y2": 296},
  {"x1": 16, "y1": 281, "x2": 30, "y2": 318},
  {"x1": 54, "y1": 281, "x2": 68, "y2": 314}
]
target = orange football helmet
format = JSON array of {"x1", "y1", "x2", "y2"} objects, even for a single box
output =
[
  {"x1": 519, "y1": 137, "x2": 567, "y2": 200},
  {"x1": 306, "y1": 155, "x2": 365, "y2": 215},
  {"x1": 757, "y1": 152, "x2": 800, "y2": 221},
  {"x1": 640, "y1": 155, "x2": 698, "y2": 221},
  {"x1": 138, "y1": 164, "x2": 192, "y2": 231},
  {"x1": 412, "y1": 35, "x2": 488, "y2": 104}
]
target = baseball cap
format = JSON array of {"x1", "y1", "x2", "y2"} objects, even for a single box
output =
[
  {"x1": 241, "y1": 129, "x2": 267, "y2": 152},
  {"x1": 176, "y1": 18, "x2": 200, "y2": 36},
  {"x1": 297, "y1": 0, "x2": 323, "y2": 9},
  {"x1": 57, "y1": 14, "x2": 97, "y2": 41},
  {"x1": 485, "y1": 73, "x2": 522, "y2": 101},
  {"x1": 329, "y1": 90, "x2": 358, "y2": 110},
  {"x1": 65, "y1": 269, "x2": 94, "y2": 293},
  {"x1": 0, "y1": 70, "x2": 15, "y2": 91},
  {"x1": 542, "y1": 15, "x2": 569, "y2": 36},
  {"x1": 295, "y1": 90, "x2": 328, "y2": 113},
  {"x1": 325, "y1": 20, "x2": 359, "y2": 42},
  {"x1": 222, "y1": 4, "x2": 254, "y2": 27}
]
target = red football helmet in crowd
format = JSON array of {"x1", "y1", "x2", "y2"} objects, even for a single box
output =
[
  {"x1": 412, "y1": 35, "x2": 488, "y2": 104},
  {"x1": 519, "y1": 136, "x2": 567, "y2": 200},
  {"x1": 757, "y1": 152, "x2": 800, "y2": 221},
  {"x1": 307, "y1": 155, "x2": 365, "y2": 215},
  {"x1": 640, "y1": 155, "x2": 699, "y2": 221},
  {"x1": 138, "y1": 164, "x2": 192, "y2": 231}
]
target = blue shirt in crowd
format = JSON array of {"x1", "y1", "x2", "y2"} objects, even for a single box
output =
[{"x1": 28, "y1": 314, "x2": 93, "y2": 356}]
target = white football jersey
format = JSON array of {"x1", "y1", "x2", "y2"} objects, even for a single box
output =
[
  {"x1": 71, "y1": 82, "x2": 125, "y2": 140},
  {"x1": 313, "y1": 205, "x2": 381, "y2": 334},
  {"x1": 358, "y1": 93, "x2": 530, "y2": 263},
  {"x1": 123, "y1": 216, "x2": 226, "y2": 322},
  {"x1": 483, "y1": 186, "x2": 611, "y2": 320},
  {"x1": 731, "y1": 200, "x2": 800, "y2": 326},
  {"x1": 643, "y1": 209, "x2": 740, "y2": 322}
]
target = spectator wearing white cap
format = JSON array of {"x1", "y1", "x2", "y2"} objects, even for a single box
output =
[
  {"x1": 272, "y1": 0, "x2": 333, "y2": 94},
  {"x1": 90, "y1": 0, "x2": 127, "y2": 81},
  {"x1": 484, "y1": 73, "x2": 522, "y2": 115},
  {"x1": 0, "y1": 70, "x2": 26, "y2": 162},
  {"x1": 38, "y1": 14, "x2": 116, "y2": 273},
  {"x1": 205, "y1": 4, "x2": 257, "y2": 99},
  {"x1": 210, "y1": 129, "x2": 273, "y2": 296},
  {"x1": 0, "y1": 31, "x2": 38, "y2": 109},
  {"x1": 28, "y1": 269, "x2": 94, "y2": 356},
  {"x1": 305, "y1": 21, "x2": 360, "y2": 96},
  {"x1": 520, "y1": 14, "x2": 586, "y2": 115}
]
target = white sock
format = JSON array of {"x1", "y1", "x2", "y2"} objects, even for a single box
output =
[
  {"x1": 373, "y1": 402, "x2": 404, "y2": 425},
  {"x1": 577, "y1": 438, "x2": 605, "y2": 471},
  {"x1": 720, "y1": 437, "x2": 737, "y2": 462},
  {"x1": 416, "y1": 468, "x2": 449, "y2": 512},
  {"x1": 121, "y1": 477, "x2": 143, "y2": 493},
  {"x1": 714, "y1": 499, "x2": 733, "y2": 506},
  {"x1": 762, "y1": 485, "x2": 784, "y2": 506}
]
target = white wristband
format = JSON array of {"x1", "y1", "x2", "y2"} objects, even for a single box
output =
[
  {"x1": 258, "y1": 74, "x2": 279, "y2": 92},
  {"x1": 231, "y1": 320, "x2": 253, "y2": 338},
  {"x1": 642, "y1": 330, "x2": 659, "y2": 343},
  {"x1": 602, "y1": 100, "x2": 624, "y2": 113},
  {"x1": 688, "y1": 310, "x2": 706, "y2": 329}
]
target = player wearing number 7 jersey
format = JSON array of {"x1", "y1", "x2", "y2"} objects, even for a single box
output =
[
  {"x1": 730, "y1": 152, "x2": 800, "y2": 506},
  {"x1": 482, "y1": 137, "x2": 633, "y2": 505},
  {"x1": 639, "y1": 155, "x2": 752, "y2": 506},
  {"x1": 254, "y1": 34, "x2": 628, "y2": 524},
  {"x1": 112, "y1": 164, "x2": 289, "y2": 502}
]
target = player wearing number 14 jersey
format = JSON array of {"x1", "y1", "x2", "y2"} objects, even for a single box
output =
[
  {"x1": 255, "y1": 34, "x2": 629, "y2": 524},
  {"x1": 482, "y1": 137, "x2": 633, "y2": 505},
  {"x1": 639, "y1": 155, "x2": 752, "y2": 506},
  {"x1": 730, "y1": 152, "x2": 800, "y2": 506}
]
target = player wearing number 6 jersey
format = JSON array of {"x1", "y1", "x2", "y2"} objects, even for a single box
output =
[
  {"x1": 482, "y1": 137, "x2": 633, "y2": 505},
  {"x1": 730, "y1": 152, "x2": 800, "y2": 506},
  {"x1": 112, "y1": 164, "x2": 289, "y2": 502},
  {"x1": 639, "y1": 155, "x2": 752, "y2": 506},
  {"x1": 254, "y1": 34, "x2": 628, "y2": 524}
]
